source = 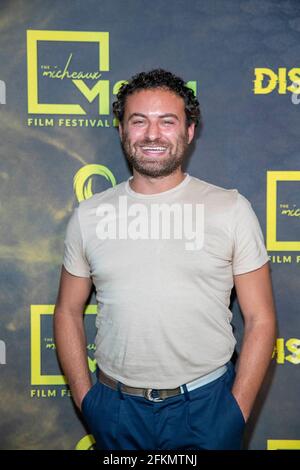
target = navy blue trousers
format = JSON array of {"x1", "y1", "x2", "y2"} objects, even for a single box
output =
[{"x1": 81, "y1": 362, "x2": 245, "y2": 450}]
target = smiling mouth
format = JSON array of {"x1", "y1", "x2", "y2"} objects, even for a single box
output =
[{"x1": 140, "y1": 146, "x2": 168, "y2": 155}]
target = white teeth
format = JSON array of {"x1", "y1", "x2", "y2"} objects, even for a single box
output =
[{"x1": 142, "y1": 147, "x2": 167, "y2": 151}]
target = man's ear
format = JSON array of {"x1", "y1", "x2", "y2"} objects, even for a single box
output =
[{"x1": 187, "y1": 123, "x2": 195, "y2": 144}]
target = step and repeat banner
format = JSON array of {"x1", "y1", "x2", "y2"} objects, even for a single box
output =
[{"x1": 0, "y1": 0, "x2": 299, "y2": 450}]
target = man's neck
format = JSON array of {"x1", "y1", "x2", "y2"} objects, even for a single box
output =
[{"x1": 129, "y1": 169, "x2": 186, "y2": 195}]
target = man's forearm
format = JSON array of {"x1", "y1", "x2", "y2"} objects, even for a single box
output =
[
  {"x1": 54, "y1": 309, "x2": 92, "y2": 410},
  {"x1": 231, "y1": 317, "x2": 276, "y2": 421}
]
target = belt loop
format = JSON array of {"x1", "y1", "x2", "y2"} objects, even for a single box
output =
[
  {"x1": 117, "y1": 381, "x2": 125, "y2": 400},
  {"x1": 181, "y1": 383, "x2": 190, "y2": 401}
]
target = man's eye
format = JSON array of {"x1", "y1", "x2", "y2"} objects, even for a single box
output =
[
  {"x1": 132, "y1": 120, "x2": 144, "y2": 125},
  {"x1": 163, "y1": 120, "x2": 175, "y2": 125}
]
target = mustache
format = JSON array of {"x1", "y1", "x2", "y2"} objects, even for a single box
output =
[{"x1": 137, "y1": 139, "x2": 170, "y2": 146}]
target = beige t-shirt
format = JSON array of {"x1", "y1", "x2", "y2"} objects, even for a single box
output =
[{"x1": 63, "y1": 174, "x2": 269, "y2": 388}]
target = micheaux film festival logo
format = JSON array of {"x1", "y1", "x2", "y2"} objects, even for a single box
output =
[
  {"x1": 26, "y1": 30, "x2": 114, "y2": 128},
  {"x1": 30, "y1": 305, "x2": 97, "y2": 388},
  {"x1": 267, "y1": 171, "x2": 300, "y2": 264},
  {"x1": 30, "y1": 304, "x2": 97, "y2": 450}
]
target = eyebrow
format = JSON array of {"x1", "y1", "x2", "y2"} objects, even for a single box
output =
[{"x1": 128, "y1": 112, "x2": 179, "y2": 121}]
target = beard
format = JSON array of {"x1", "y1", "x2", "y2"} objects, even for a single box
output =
[{"x1": 121, "y1": 131, "x2": 190, "y2": 178}]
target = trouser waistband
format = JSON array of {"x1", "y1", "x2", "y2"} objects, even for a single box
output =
[{"x1": 98, "y1": 364, "x2": 228, "y2": 402}]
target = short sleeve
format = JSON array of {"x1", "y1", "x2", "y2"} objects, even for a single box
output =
[
  {"x1": 63, "y1": 208, "x2": 91, "y2": 278},
  {"x1": 232, "y1": 193, "x2": 269, "y2": 275}
]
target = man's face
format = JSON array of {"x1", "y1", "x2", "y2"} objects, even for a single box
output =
[{"x1": 119, "y1": 88, "x2": 195, "y2": 178}]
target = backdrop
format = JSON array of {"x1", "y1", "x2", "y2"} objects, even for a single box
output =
[{"x1": 0, "y1": 0, "x2": 299, "y2": 450}]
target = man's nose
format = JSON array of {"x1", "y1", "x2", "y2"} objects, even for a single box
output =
[{"x1": 145, "y1": 121, "x2": 161, "y2": 141}]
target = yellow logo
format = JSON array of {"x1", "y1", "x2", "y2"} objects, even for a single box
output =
[
  {"x1": 266, "y1": 171, "x2": 300, "y2": 251},
  {"x1": 267, "y1": 440, "x2": 300, "y2": 450},
  {"x1": 27, "y1": 30, "x2": 109, "y2": 115},
  {"x1": 74, "y1": 164, "x2": 116, "y2": 202},
  {"x1": 254, "y1": 68, "x2": 300, "y2": 94},
  {"x1": 75, "y1": 434, "x2": 96, "y2": 450},
  {"x1": 30, "y1": 305, "x2": 97, "y2": 385},
  {"x1": 272, "y1": 338, "x2": 300, "y2": 364}
]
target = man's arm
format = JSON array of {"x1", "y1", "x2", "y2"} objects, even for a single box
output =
[
  {"x1": 53, "y1": 265, "x2": 93, "y2": 410},
  {"x1": 232, "y1": 262, "x2": 276, "y2": 422}
]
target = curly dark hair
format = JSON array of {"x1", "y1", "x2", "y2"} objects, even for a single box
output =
[{"x1": 112, "y1": 68, "x2": 201, "y2": 128}]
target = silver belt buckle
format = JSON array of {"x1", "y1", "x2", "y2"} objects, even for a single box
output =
[{"x1": 144, "y1": 388, "x2": 164, "y2": 402}]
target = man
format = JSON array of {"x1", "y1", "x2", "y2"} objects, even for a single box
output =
[{"x1": 54, "y1": 69, "x2": 276, "y2": 450}]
